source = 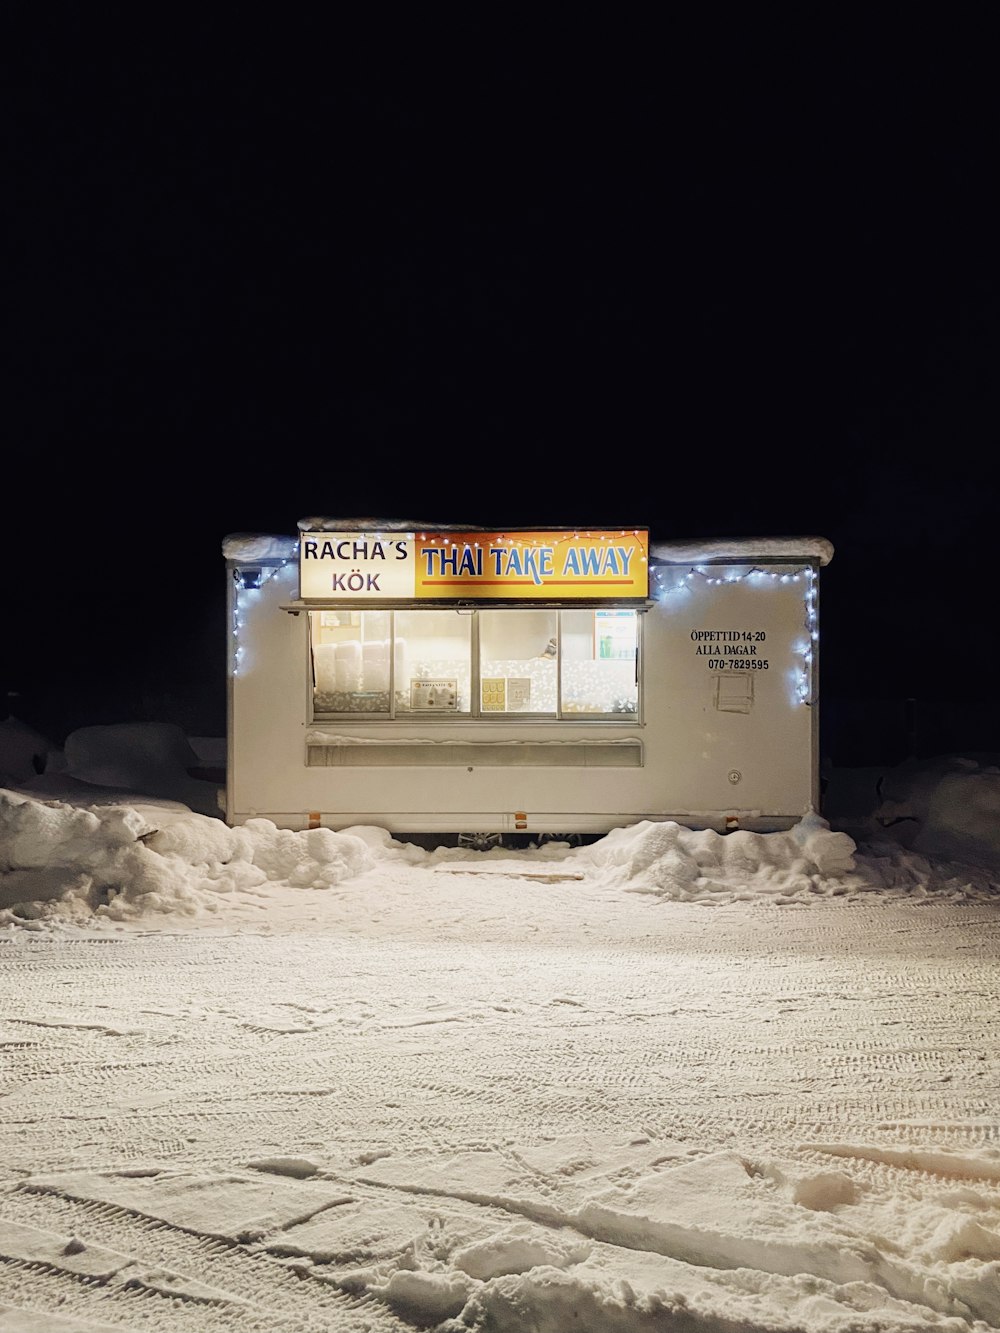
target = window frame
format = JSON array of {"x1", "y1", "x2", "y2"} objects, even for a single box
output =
[{"x1": 308, "y1": 605, "x2": 645, "y2": 723}]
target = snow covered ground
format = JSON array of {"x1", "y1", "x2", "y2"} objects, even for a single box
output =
[{"x1": 1, "y1": 720, "x2": 999, "y2": 1332}]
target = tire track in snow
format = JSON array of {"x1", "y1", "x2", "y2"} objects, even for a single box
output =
[{"x1": 0, "y1": 1185, "x2": 412, "y2": 1332}]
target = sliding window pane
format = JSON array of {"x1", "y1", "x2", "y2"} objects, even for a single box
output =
[
  {"x1": 560, "y1": 609, "x2": 638, "y2": 715},
  {"x1": 394, "y1": 610, "x2": 471, "y2": 714},
  {"x1": 311, "y1": 610, "x2": 393, "y2": 715},
  {"x1": 479, "y1": 610, "x2": 557, "y2": 715}
]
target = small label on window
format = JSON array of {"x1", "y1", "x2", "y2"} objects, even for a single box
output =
[
  {"x1": 410, "y1": 679, "x2": 458, "y2": 710},
  {"x1": 506, "y1": 678, "x2": 531, "y2": 708},
  {"x1": 481, "y1": 678, "x2": 507, "y2": 711}
]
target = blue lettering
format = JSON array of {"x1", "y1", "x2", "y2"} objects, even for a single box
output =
[
  {"x1": 520, "y1": 546, "x2": 552, "y2": 586},
  {"x1": 566, "y1": 547, "x2": 603, "y2": 576},
  {"x1": 457, "y1": 546, "x2": 481, "y2": 576},
  {"x1": 611, "y1": 546, "x2": 633, "y2": 575}
]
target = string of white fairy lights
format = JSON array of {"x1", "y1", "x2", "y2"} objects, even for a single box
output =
[
  {"x1": 651, "y1": 564, "x2": 818, "y2": 703},
  {"x1": 230, "y1": 546, "x2": 819, "y2": 705}
]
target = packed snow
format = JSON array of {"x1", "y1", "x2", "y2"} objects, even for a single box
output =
[{"x1": 1, "y1": 719, "x2": 999, "y2": 1332}]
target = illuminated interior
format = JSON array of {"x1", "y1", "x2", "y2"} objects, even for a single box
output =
[{"x1": 309, "y1": 607, "x2": 640, "y2": 719}]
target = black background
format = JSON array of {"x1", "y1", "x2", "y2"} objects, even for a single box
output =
[{"x1": 5, "y1": 17, "x2": 998, "y2": 763}]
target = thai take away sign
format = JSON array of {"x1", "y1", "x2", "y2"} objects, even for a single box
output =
[{"x1": 299, "y1": 530, "x2": 650, "y2": 601}]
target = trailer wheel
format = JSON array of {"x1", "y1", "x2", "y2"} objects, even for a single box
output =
[{"x1": 457, "y1": 832, "x2": 505, "y2": 852}]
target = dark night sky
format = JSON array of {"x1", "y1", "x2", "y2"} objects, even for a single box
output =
[{"x1": 5, "y1": 19, "x2": 999, "y2": 760}]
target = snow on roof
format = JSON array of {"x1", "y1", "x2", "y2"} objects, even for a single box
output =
[
  {"x1": 221, "y1": 533, "x2": 298, "y2": 562},
  {"x1": 227, "y1": 524, "x2": 835, "y2": 568},
  {"x1": 296, "y1": 517, "x2": 462, "y2": 532},
  {"x1": 650, "y1": 536, "x2": 834, "y2": 566}
]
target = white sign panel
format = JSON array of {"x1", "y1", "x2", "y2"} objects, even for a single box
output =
[{"x1": 299, "y1": 532, "x2": 416, "y2": 599}]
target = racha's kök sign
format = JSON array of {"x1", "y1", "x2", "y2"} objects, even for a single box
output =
[{"x1": 299, "y1": 529, "x2": 650, "y2": 600}]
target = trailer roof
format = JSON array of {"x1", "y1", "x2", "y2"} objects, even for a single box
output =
[
  {"x1": 224, "y1": 527, "x2": 833, "y2": 567},
  {"x1": 296, "y1": 520, "x2": 833, "y2": 563}
]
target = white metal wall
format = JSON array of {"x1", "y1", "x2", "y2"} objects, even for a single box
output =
[{"x1": 226, "y1": 559, "x2": 819, "y2": 833}]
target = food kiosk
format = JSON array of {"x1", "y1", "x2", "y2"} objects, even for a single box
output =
[{"x1": 223, "y1": 520, "x2": 833, "y2": 839}]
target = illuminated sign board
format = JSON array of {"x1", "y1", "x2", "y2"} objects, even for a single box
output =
[{"x1": 299, "y1": 530, "x2": 649, "y2": 601}]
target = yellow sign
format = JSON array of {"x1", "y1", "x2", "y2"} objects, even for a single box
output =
[
  {"x1": 481, "y1": 677, "x2": 507, "y2": 711},
  {"x1": 299, "y1": 529, "x2": 649, "y2": 600}
]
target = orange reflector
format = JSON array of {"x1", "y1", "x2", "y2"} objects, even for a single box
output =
[
  {"x1": 308, "y1": 811, "x2": 321, "y2": 829},
  {"x1": 514, "y1": 810, "x2": 527, "y2": 830}
]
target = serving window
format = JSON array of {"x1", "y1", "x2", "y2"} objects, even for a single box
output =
[{"x1": 309, "y1": 607, "x2": 641, "y2": 720}]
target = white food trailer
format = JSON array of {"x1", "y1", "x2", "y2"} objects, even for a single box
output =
[{"x1": 223, "y1": 520, "x2": 833, "y2": 839}]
